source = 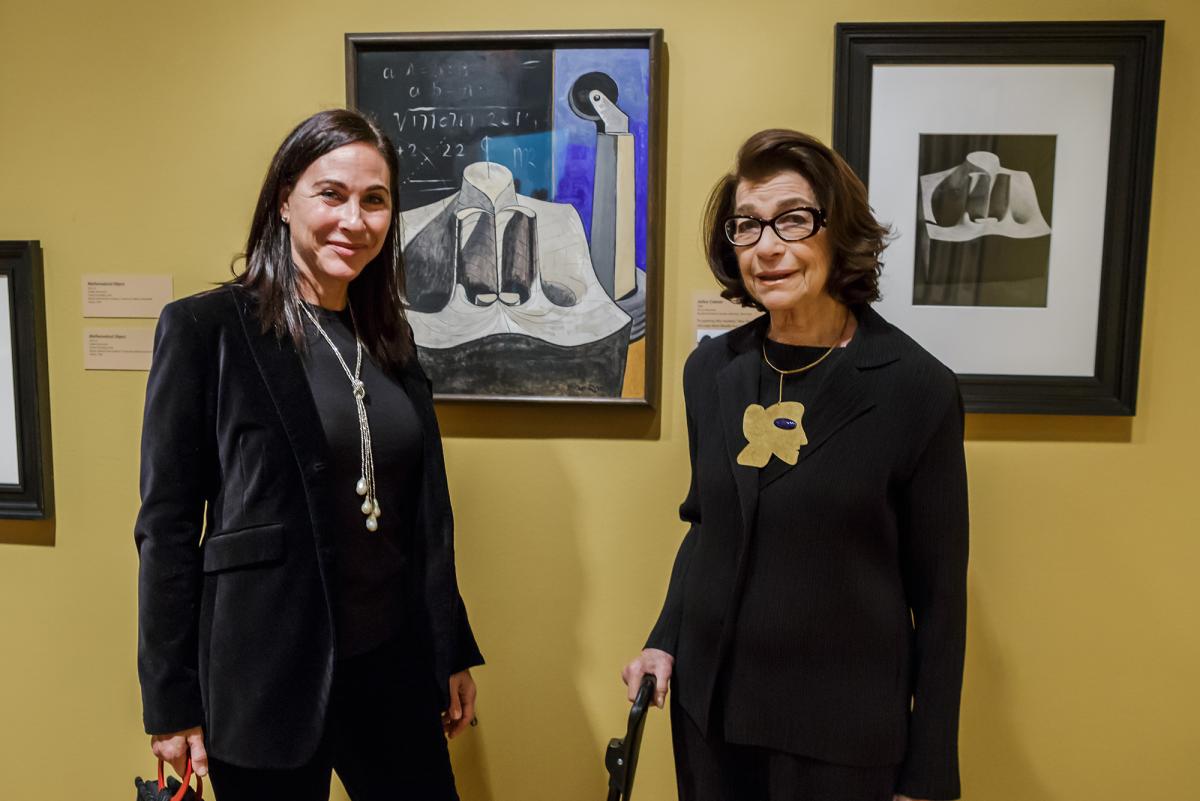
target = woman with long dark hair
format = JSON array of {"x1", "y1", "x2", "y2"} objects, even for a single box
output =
[{"x1": 135, "y1": 108, "x2": 482, "y2": 801}]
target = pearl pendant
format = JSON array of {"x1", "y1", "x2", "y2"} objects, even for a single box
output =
[
  {"x1": 372, "y1": 500, "x2": 381, "y2": 519},
  {"x1": 361, "y1": 498, "x2": 373, "y2": 515},
  {"x1": 355, "y1": 477, "x2": 367, "y2": 496},
  {"x1": 365, "y1": 515, "x2": 378, "y2": 532}
]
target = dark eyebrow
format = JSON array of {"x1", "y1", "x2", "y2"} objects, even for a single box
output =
[
  {"x1": 734, "y1": 196, "x2": 816, "y2": 216},
  {"x1": 313, "y1": 179, "x2": 391, "y2": 195}
]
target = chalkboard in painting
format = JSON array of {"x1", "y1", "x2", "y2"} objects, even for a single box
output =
[
  {"x1": 347, "y1": 31, "x2": 665, "y2": 408},
  {"x1": 356, "y1": 48, "x2": 554, "y2": 211}
]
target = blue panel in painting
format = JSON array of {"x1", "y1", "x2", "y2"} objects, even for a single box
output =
[{"x1": 551, "y1": 47, "x2": 651, "y2": 270}]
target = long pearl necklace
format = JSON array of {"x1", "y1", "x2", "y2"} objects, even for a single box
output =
[{"x1": 300, "y1": 301, "x2": 381, "y2": 532}]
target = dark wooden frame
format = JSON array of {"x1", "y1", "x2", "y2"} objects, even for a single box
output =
[
  {"x1": 346, "y1": 29, "x2": 666, "y2": 408},
  {"x1": 834, "y1": 21, "x2": 1163, "y2": 415},
  {"x1": 0, "y1": 241, "x2": 53, "y2": 518}
]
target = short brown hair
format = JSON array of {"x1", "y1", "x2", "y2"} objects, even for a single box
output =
[{"x1": 702, "y1": 129, "x2": 889, "y2": 309}]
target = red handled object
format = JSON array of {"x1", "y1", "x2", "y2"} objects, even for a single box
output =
[{"x1": 134, "y1": 757, "x2": 203, "y2": 801}]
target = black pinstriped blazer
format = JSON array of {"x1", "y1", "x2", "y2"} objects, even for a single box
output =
[{"x1": 647, "y1": 305, "x2": 968, "y2": 800}]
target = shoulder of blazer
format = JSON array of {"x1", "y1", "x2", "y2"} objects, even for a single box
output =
[
  {"x1": 856, "y1": 309, "x2": 963, "y2": 468},
  {"x1": 399, "y1": 320, "x2": 434, "y2": 390},
  {"x1": 858, "y1": 305, "x2": 960, "y2": 401},
  {"x1": 159, "y1": 284, "x2": 245, "y2": 337}
]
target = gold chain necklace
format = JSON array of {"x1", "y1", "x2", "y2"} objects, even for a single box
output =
[
  {"x1": 762, "y1": 341, "x2": 837, "y2": 405},
  {"x1": 763, "y1": 309, "x2": 849, "y2": 400}
]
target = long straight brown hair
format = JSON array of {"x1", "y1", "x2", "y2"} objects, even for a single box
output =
[{"x1": 232, "y1": 108, "x2": 414, "y2": 371}]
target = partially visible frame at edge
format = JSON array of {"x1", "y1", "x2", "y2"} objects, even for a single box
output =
[{"x1": 0, "y1": 241, "x2": 53, "y2": 518}]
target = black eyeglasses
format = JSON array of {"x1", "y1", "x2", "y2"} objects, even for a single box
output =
[{"x1": 723, "y1": 206, "x2": 827, "y2": 247}]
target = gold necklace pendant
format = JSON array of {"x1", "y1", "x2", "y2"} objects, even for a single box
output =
[
  {"x1": 739, "y1": 310, "x2": 850, "y2": 468},
  {"x1": 737, "y1": 401, "x2": 808, "y2": 467},
  {"x1": 740, "y1": 342, "x2": 826, "y2": 467}
]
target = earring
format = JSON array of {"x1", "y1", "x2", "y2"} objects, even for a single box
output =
[{"x1": 281, "y1": 215, "x2": 289, "y2": 224}]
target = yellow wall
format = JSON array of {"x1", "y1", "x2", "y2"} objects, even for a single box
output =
[{"x1": 1, "y1": 1, "x2": 1197, "y2": 799}]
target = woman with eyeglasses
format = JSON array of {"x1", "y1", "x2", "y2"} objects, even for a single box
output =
[{"x1": 622, "y1": 129, "x2": 968, "y2": 801}]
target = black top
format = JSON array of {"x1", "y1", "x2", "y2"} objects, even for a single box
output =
[
  {"x1": 646, "y1": 308, "x2": 968, "y2": 800},
  {"x1": 300, "y1": 305, "x2": 423, "y2": 658}
]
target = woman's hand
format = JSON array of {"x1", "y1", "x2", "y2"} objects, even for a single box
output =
[
  {"x1": 621, "y1": 648, "x2": 674, "y2": 708},
  {"x1": 442, "y1": 669, "x2": 477, "y2": 739},
  {"x1": 150, "y1": 726, "x2": 207, "y2": 778}
]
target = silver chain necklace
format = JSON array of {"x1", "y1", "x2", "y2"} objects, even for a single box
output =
[{"x1": 300, "y1": 301, "x2": 380, "y2": 532}]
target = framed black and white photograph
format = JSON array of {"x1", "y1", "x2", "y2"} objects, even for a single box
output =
[
  {"x1": 834, "y1": 21, "x2": 1163, "y2": 414},
  {"x1": 346, "y1": 30, "x2": 665, "y2": 406},
  {"x1": 0, "y1": 241, "x2": 53, "y2": 519}
]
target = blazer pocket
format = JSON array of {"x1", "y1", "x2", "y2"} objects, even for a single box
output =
[{"x1": 203, "y1": 523, "x2": 285, "y2": 573}]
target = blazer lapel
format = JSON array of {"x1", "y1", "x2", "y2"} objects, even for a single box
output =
[
  {"x1": 717, "y1": 322, "x2": 768, "y2": 536},
  {"x1": 232, "y1": 290, "x2": 337, "y2": 549},
  {"x1": 758, "y1": 349, "x2": 874, "y2": 490}
]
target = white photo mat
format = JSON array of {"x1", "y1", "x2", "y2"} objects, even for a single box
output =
[{"x1": 868, "y1": 64, "x2": 1115, "y2": 377}]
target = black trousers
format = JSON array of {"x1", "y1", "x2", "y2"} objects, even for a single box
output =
[
  {"x1": 671, "y1": 697, "x2": 897, "y2": 801},
  {"x1": 208, "y1": 636, "x2": 457, "y2": 801}
]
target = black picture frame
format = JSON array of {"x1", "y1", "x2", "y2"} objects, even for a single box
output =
[
  {"x1": 346, "y1": 29, "x2": 665, "y2": 407},
  {"x1": 834, "y1": 21, "x2": 1163, "y2": 415},
  {"x1": 0, "y1": 241, "x2": 53, "y2": 518}
]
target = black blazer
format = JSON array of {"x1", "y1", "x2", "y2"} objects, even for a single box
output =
[
  {"x1": 135, "y1": 285, "x2": 483, "y2": 769},
  {"x1": 647, "y1": 306, "x2": 968, "y2": 800}
]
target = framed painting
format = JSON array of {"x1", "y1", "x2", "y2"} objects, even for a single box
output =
[
  {"x1": 834, "y1": 21, "x2": 1163, "y2": 414},
  {"x1": 0, "y1": 241, "x2": 53, "y2": 519},
  {"x1": 347, "y1": 29, "x2": 665, "y2": 406}
]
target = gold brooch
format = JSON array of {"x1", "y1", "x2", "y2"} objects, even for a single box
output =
[{"x1": 736, "y1": 401, "x2": 808, "y2": 467}]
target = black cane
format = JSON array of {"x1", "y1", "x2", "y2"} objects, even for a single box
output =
[{"x1": 605, "y1": 673, "x2": 659, "y2": 801}]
